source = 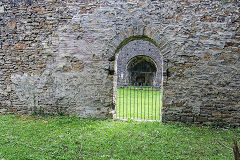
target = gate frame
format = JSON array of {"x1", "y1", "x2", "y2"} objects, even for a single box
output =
[{"x1": 116, "y1": 84, "x2": 163, "y2": 121}]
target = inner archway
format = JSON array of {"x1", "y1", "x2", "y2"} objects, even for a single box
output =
[{"x1": 127, "y1": 56, "x2": 157, "y2": 86}]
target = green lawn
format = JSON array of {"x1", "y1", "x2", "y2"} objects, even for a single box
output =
[
  {"x1": 117, "y1": 87, "x2": 162, "y2": 121},
  {"x1": 0, "y1": 115, "x2": 239, "y2": 160}
]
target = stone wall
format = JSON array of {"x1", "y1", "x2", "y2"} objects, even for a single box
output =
[{"x1": 0, "y1": 0, "x2": 239, "y2": 126}]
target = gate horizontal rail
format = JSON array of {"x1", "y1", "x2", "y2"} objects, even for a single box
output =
[{"x1": 116, "y1": 84, "x2": 162, "y2": 121}]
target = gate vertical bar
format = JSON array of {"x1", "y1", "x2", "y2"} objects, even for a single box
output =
[
  {"x1": 120, "y1": 86, "x2": 122, "y2": 119},
  {"x1": 125, "y1": 85, "x2": 128, "y2": 118},
  {"x1": 130, "y1": 85, "x2": 131, "y2": 119},
  {"x1": 137, "y1": 84, "x2": 139, "y2": 119},
  {"x1": 152, "y1": 86, "x2": 153, "y2": 120},
  {"x1": 158, "y1": 86, "x2": 162, "y2": 120},
  {"x1": 155, "y1": 87, "x2": 158, "y2": 120},
  {"x1": 143, "y1": 85, "x2": 145, "y2": 120},
  {"x1": 141, "y1": 84, "x2": 142, "y2": 120},
  {"x1": 123, "y1": 86, "x2": 124, "y2": 119},
  {"x1": 134, "y1": 84, "x2": 135, "y2": 119},
  {"x1": 148, "y1": 86, "x2": 149, "y2": 119},
  {"x1": 116, "y1": 86, "x2": 118, "y2": 118}
]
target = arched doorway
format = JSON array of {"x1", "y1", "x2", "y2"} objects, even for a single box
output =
[{"x1": 115, "y1": 39, "x2": 163, "y2": 121}]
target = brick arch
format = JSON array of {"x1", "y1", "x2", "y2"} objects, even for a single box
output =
[{"x1": 105, "y1": 26, "x2": 171, "y2": 60}]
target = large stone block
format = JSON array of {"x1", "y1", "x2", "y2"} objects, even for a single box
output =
[
  {"x1": 7, "y1": 19, "x2": 17, "y2": 30},
  {"x1": 0, "y1": 6, "x2": 4, "y2": 13}
]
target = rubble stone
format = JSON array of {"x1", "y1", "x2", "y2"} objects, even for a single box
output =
[{"x1": 0, "y1": 0, "x2": 239, "y2": 127}]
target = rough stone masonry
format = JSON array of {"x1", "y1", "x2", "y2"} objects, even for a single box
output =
[{"x1": 0, "y1": 0, "x2": 239, "y2": 126}]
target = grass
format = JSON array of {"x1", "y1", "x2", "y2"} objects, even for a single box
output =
[
  {"x1": 117, "y1": 87, "x2": 162, "y2": 120},
  {"x1": 0, "y1": 115, "x2": 239, "y2": 160}
]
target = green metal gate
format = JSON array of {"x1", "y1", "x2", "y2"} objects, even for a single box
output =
[{"x1": 116, "y1": 84, "x2": 162, "y2": 121}]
